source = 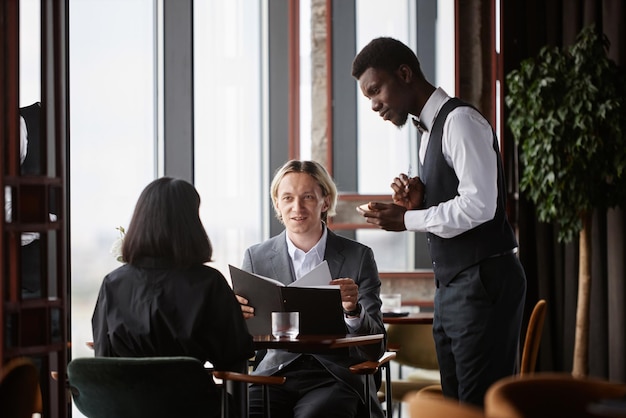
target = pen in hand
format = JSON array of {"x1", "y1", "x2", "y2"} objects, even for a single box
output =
[{"x1": 405, "y1": 164, "x2": 412, "y2": 192}]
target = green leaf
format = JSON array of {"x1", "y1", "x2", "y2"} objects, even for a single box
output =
[{"x1": 505, "y1": 24, "x2": 626, "y2": 243}]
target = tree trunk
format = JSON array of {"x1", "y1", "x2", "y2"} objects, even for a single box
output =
[{"x1": 572, "y1": 212, "x2": 592, "y2": 377}]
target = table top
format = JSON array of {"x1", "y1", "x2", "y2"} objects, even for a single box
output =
[
  {"x1": 383, "y1": 311, "x2": 434, "y2": 324},
  {"x1": 87, "y1": 333, "x2": 386, "y2": 352},
  {"x1": 252, "y1": 333, "x2": 385, "y2": 351}
]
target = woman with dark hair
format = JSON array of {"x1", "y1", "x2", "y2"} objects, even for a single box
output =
[{"x1": 92, "y1": 177, "x2": 254, "y2": 374}]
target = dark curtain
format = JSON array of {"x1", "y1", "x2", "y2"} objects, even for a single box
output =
[{"x1": 501, "y1": 0, "x2": 626, "y2": 381}]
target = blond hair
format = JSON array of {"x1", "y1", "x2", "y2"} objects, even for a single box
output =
[{"x1": 270, "y1": 160, "x2": 338, "y2": 223}]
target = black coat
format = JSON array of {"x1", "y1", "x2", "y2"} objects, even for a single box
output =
[{"x1": 92, "y1": 257, "x2": 255, "y2": 372}]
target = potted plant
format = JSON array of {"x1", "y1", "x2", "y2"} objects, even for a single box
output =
[{"x1": 505, "y1": 24, "x2": 626, "y2": 377}]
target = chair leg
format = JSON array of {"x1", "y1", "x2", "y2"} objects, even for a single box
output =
[
  {"x1": 365, "y1": 375, "x2": 372, "y2": 417},
  {"x1": 222, "y1": 384, "x2": 229, "y2": 418},
  {"x1": 384, "y1": 364, "x2": 393, "y2": 418},
  {"x1": 263, "y1": 384, "x2": 271, "y2": 418}
]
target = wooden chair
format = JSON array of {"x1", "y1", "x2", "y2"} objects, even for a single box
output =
[
  {"x1": 417, "y1": 299, "x2": 548, "y2": 400},
  {"x1": 0, "y1": 357, "x2": 42, "y2": 418},
  {"x1": 350, "y1": 351, "x2": 397, "y2": 417},
  {"x1": 519, "y1": 299, "x2": 546, "y2": 376},
  {"x1": 484, "y1": 372, "x2": 626, "y2": 418},
  {"x1": 407, "y1": 391, "x2": 485, "y2": 418},
  {"x1": 66, "y1": 356, "x2": 285, "y2": 418}
]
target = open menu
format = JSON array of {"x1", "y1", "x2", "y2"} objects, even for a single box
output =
[{"x1": 229, "y1": 261, "x2": 346, "y2": 336}]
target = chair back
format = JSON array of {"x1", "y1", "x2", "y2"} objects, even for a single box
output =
[
  {"x1": 0, "y1": 357, "x2": 42, "y2": 418},
  {"x1": 67, "y1": 356, "x2": 220, "y2": 418},
  {"x1": 485, "y1": 372, "x2": 626, "y2": 418},
  {"x1": 383, "y1": 323, "x2": 441, "y2": 406},
  {"x1": 387, "y1": 323, "x2": 439, "y2": 369},
  {"x1": 412, "y1": 299, "x2": 549, "y2": 405},
  {"x1": 520, "y1": 299, "x2": 547, "y2": 375}
]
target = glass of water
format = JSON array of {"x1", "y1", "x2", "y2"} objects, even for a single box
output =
[{"x1": 271, "y1": 311, "x2": 299, "y2": 339}]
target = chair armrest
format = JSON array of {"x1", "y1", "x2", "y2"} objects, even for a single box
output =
[
  {"x1": 387, "y1": 343, "x2": 400, "y2": 352},
  {"x1": 349, "y1": 351, "x2": 397, "y2": 375},
  {"x1": 212, "y1": 371, "x2": 286, "y2": 386}
]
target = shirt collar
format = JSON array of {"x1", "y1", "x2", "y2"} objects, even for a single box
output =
[
  {"x1": 286, "y1": 223, "x2": 328, "y2": 261},
  {"x1": 418, "y1": 87, "x2": 451, "y2": 133}
]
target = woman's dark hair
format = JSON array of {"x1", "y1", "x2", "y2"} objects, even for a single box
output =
[
  {"x1": 122, "y1": 177, "x2": 212, "y2": 267},
  {"x1": 351, "y1": 36, "x2": 423, "y2": 79}
]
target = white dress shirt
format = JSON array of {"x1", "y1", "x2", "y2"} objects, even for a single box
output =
[
  {"x1": 285, "y1": 224, "x2": 364, "y2": 327},
  {"x1": 286, "y1": 226, "x2": 327, "y2": 281},
  {"x1": 404, "y1": 88, "x2": 499, "y2": 238}
]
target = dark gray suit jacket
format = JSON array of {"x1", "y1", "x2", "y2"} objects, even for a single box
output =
[{"x1": 242, "y1": 229, "x2": 385, "y2": 410}]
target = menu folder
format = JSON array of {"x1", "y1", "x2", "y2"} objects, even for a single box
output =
[{"x1": 229, "y1": 264, "x2": 346, "y2": 336}]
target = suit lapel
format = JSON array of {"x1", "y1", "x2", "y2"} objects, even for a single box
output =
[
  {"x1": 324, "y1": 230, "x2": 345, "y2": 279},
  {"x1": 269, "y1": 232, "x2": 296, "y2": 285}
]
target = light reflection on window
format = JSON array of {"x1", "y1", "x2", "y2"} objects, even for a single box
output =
[
  {"x1": 352, "y1": 0, "x2": 416, "y2": 268},
  {"x1": 193, "y1": 0, "x2": 264, "y2": 280},
  {"x1": 19, "y1": 0, "x2": 40, "y2": 107},
  {"x1": 355, "y1": 0, "x2": 415, "y2": 195},
  {"x1": 353, "y1": 1, "x2": 454, "y2": 271},
  {"x1": 67, "y1": 4, "x2": 156, "y2": 418}
]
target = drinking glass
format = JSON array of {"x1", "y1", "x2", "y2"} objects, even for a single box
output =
[
  {"x1": 271, "y1": 312, "x2": 299, "y2": 339},
  {"x1": 381, "y1": 293, "x2": 402, "y2": 312}
]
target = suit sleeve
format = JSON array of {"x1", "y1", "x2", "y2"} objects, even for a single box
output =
[
  {"x1": 241, "y1": 247, "x2": 253, "y2": 272},
  {"x1": 352, "y1": 246, "x2": 386, "y2": 360}
]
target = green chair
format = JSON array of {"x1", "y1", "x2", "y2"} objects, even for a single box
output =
[{"x1": 67, "y1": 356, "x2": 284, "y2": 418}]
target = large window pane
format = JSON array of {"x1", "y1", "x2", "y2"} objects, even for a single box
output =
[
  {"x1": 354, "y1": 0, "x2": 417, "y2": 270},
  {"x1": 69, "y1": 3, "x2": 156, "y2": 413},
  {"x1": 356, "y1": 0, "x2": 416, "y2": 195},
  {"x1": 194, "y1": 1, "x2": 264, "y2": 278},
  {"x1": 20, "y1": 0, "x2": 40, "y2": 107},
  {"x1": 354, "y1": 1, "x2": 454, "y2": 271}
]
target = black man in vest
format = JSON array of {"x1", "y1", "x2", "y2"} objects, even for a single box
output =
[{"x1": 352, "y1": 37, "x2": 527, "y2": 408}]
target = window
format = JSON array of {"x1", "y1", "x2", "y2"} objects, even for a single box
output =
[
  {"x1": 296, "y1": 1, "x2": 456, "y2": 304},
  {"x1": 351, "y1": 0, "x2": 455, "y2": 272},
  {"x1": 193, "y1": 0, "x2": 265, "y2": 277},
  {"x1": 311, "y1": 1, "x2": 453, "y2": 273},
  {"x1": 68, "y1": 3, "x2": 157, "y2": 413}
]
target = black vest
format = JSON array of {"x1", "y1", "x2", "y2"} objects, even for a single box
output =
[{"x1": 419, "y1": 98, "x2": 517, "y2": 285}]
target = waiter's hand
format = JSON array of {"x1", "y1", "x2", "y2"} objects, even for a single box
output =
[
  {"x1": 330, "y1": 278, "x2": 359, "y2": 312},
  {"x1": 391, "y1": 174, "x2": 425, "y2": 210},
  {"x1": 235, "y1": 294, "x2": 255, "y2": 319},
  {"x1": 361, "y1": 202, "x2": 408, "y2": 231}
]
